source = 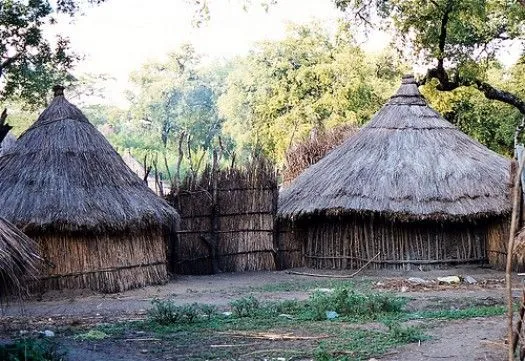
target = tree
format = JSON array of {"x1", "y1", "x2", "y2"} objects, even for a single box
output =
[
  {"x1": 0, "y1": 0, "x2": 104, "y2": 106},
  {"x1": 336, "y1": 0, "x2": 525, "y2": 143},
  {"x1": 218, "y1": 22, "x2": 405, "y2": 164}
]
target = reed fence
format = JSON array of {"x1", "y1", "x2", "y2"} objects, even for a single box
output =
[{"x1": 171, "y1": 157, "x2": 278, "y2": 274}]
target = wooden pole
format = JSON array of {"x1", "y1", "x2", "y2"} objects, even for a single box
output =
[{"x1": 508, "y1": 156, "x2": 525, "y2": 361}]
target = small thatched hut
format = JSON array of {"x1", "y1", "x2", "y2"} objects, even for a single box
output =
[
  {"x1": 0, "y1": 217, "x2": 40, "y2": 298},
  {"x1": 279, "y1": 75, "x2": 511, "y2": 270},
  {"x1": 0, "y1": 87, "x2": 180, "y2": 293}
]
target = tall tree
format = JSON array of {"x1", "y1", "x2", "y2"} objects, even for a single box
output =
[
  {"x1": 336, "y1": 0, "x2": 525, "y2": 141},
  {"x1": 218, "y1": 22, "x2": 404, "y2": 164},
  {"x1": 0, "y1": 0, "x2": 104, "y2": 106}
]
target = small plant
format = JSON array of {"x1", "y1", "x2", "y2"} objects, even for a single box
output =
[
  {"x1": 181, "y1": 303, "x2": 199, "y2": 323},
  {"x1": 385, "y1": 321, "x2": 427, "y2": 343},
  {"x1": 230, "y1": 295, "x2": 260, "y2": 317},
  {"x1": 148, "y1": 299, "x2": 183, "y2": 325},
  {"x1": 199, "y1": 304, "x2": 218, "y2": 320}
]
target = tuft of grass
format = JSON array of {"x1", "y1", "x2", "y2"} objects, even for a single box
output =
[{"x1": 0, "y1": 339, "x2": 64, "y2": 361}]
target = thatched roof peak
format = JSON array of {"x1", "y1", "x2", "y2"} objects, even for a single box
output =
[
  {"x1": 279, "y1": 77, "x2": 511, "y2": 221},
  {"x1": 53, "y1": 85, "x2": 65, "y2": 97},
  {"x1": 0, "y1": 93, "x2": 179, "y2": 234}
]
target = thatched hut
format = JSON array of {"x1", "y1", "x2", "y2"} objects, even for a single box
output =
[
  {"x1": 0, "y1": 217, "x2": 40, "y2": 298},
  {"x1": 278, "y1": 75, "x2": 511, "y2": 270},
  {"x1": 0, "y1": 87, "x2": 180, "y2": 293}
]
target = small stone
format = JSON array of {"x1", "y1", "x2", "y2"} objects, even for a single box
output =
[
  {"x1": 222, "y1": 311, "x2": 232, "y2": 316},
  {"x1": 140, "y1": 349, "x2": 148, "y2": 354},
  {"x1": 464, "y1": 276, "x2": 477, "y2": 284},
  {"x1": 19, "y1": 330, "x2": 28, "y2": 336},
  {"x1": 400, "y1": 286, "x2": 408, "y2": 292},
  {"x1": 42, "y1": 330, "x2": 55, "y2": 337},
  {"x1": 326, "y1": 311, "x2": 338, "y2": 320},
  {"x1": 437, "y1": 276, "x2": 461, "y2": 284}
]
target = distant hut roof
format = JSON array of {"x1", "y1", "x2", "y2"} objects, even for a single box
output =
[
  {"x1": 0, "y1": 217, "x2": 39, "y2": 296},
  {"x1": 279, "y1": 75, "x2": 511, "y2": 221},
  {"x1": 0, "y1": 88, "x2": 179, "y2": 233},
  {"x1": 0, "y1": 132, "x2": 16, "y2": 157}
]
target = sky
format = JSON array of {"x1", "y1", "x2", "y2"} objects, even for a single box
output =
[{"x1": 48, "y1": 0, "x2": 390, "y2": 106}]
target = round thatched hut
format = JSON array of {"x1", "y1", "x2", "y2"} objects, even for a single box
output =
[
  {"x1": 278, "y1": 75, "x2": 511, "y2": 270},
  {"x1": 0, "y1": 217, "x2": 40, "y2": 298},
  {"x1": 0, "y1": 87, "x2": 180, "y2": 293}
]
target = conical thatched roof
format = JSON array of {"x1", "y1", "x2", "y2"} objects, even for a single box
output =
[
  {"x1": 0, "y1": 217, "x2": 39, "y2": 297},
  {"x1": 0, "y1": 88, "x2": 179, "y2": 233},
  {"x1": 279, "y1": 75, "x2": 511, "y2": 221}
]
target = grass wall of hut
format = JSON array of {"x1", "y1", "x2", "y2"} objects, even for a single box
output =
[
  {"x1": 34, "y1": 231, "x2": 168, "y2": 293},
  {"x1": 290, "y1": 214, "x2": 509, "y2": 270}
]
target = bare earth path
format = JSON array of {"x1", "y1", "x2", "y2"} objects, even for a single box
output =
[{"x1": 0, "y1": 266, "x2": 519, "y2": 360}]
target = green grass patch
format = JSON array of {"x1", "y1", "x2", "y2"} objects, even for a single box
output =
[
  {"x1": 314, "y1": 323, "x2": 427, "y2": 361},
  {"x1": 87, "y1": 290, "x2": 508, "y2": 360},
  {"x1": 0, "y1": 338, "x2": 64, "y2": 361}
]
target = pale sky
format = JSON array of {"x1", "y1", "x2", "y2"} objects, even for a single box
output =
[{"x1": 48, "y1": 0, "x2": 390, "y2": 106}]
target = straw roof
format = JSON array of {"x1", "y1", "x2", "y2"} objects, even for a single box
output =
[
  {"x1": 279, "y1": 75, "x2": 511, "y2": 221},
  {"x1": 0, "y1": 217, "x2": 39, "y2": 296},
  {"x1": 0, "y1": 87, "x2": 179, "y2": 233}
]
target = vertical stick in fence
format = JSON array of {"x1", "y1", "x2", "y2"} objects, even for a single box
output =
[
  {"x1": 508, "y1": 156, "x2": 525, "y2": 361},
  {"x1": 210, "y1": 149, "x2": 221, "y2": 273}
]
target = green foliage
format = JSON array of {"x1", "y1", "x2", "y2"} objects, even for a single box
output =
[
  {"x1": 0, "y1": 0, "x2": 99, "y2": 105},
  {"x1": 422, "y1": 71, "x2": 521, "y2": 156},
  {"x1": 0, "y1": 338, "x2": 64, "y2": 361},
  {"x1": 305, "y1": 288, "x2": 405, "y2": 321},
  {"x1": 219, "y1": 22, "x2": 405, "y2": 164}
]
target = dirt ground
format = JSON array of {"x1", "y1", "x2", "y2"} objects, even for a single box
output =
[{"x1": 0, "y1": 265, "x2": 521, "y2": 360}]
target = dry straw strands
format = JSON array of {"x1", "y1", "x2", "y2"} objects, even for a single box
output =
[
  {"x1": 283, "y1": 125, "x2": 358, "y2": 184},
  {"x1": 279, "y1": 75, "x2": 511, "y2": 221},
  {"x1": 0, "y1": 217, "x2": 40, "y2": 298}
]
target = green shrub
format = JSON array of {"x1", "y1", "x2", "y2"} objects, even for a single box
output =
[
  {"x1": 305, "y1": 288, "x2": 405, "y2": 321},
  {"x1": 148, "y1": 299, "x2": 202, "y2": 325},
  {"x1": 148, "y1": 299, "x2": 183, "y2": 325}
]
